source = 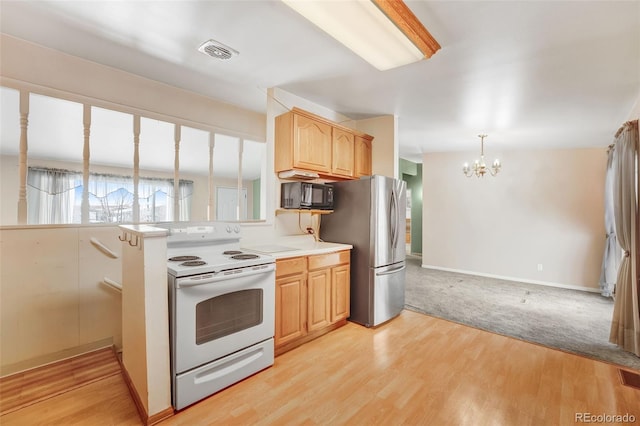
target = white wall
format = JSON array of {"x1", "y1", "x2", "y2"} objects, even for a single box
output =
[
  {"x1": 268, "y1": 87, "x2": 355, "y2": 127},
  {"x1": 0, "y1": 225, "x2": 123, "y2": 375},
  {"x1": 120, "y1": 227, "x2": 171, "y2": 417},
  {"x1": 0, "y1": 155, "x2": 19, "y2": 225},
  {"x1": 0, "y1": 35, "x2": 266, "y2": 139},
  {"x1": 356, "y1": 115, "x2": 398, "y2": 179},
  {"x1": 422, "y1": 147, "x2": 607, "y2": 291},
  {"x1": 628, "y1": 90, "x2": 640, "y2": 120}
]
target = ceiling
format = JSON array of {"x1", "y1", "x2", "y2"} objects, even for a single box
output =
[{"x1": 1, "y1": 0, "x2": 639, "y2": 163}]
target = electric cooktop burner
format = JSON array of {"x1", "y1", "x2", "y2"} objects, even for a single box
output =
[
  {"x1": 169, "y1": 255, "x2": 201, "y2": 262},
  {"x1": 231, "y1": 254, "x2": 259, "y2": 260},
  {"x1": 223, "y1": 250, "x2": 243, "y2": 255},
  {"x1": 181, "y1": 260, "x2": 207, "y2": 267}
]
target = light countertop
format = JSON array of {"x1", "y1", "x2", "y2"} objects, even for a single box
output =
[
  {"x1": 241, "y1": 235, "x2": 352, "y2": 259},
  {"x1": 119, "y1": 224, "x2": 168, "y2": 238}
]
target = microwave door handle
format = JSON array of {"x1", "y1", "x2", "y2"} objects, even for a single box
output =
[{"x1": 303, "y1": 185, "x2": 311, "y2": 206}]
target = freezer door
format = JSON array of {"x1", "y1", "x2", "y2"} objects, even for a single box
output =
[
  {"x1": 371, "y1": 176, "x2": 406, "y2": 267},
  {"x1": 371, "y1": 261, "x2": 406, "y2": 327}
]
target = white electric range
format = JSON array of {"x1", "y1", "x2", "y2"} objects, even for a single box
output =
[{"x1": 158, "y1": 222, "x2": 276, "y2": 410}]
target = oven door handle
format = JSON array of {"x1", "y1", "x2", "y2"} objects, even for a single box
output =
[{"x1": 176, "y1": 263, "x2": 275, "y2": 288}]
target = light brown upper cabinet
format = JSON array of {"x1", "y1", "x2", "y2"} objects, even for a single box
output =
[
  {"x1": 276, "y1": 110, "x2": 331, "y2": 173},
  {"x1": 275, "y1": 107, "x2": 373, "y2": 180},
  {"x1": 354, "y1": 135, "x2": 373, "y2": 177},
  {"x1": 332, "y1": 128, "x2": 355, "y2": 178}
]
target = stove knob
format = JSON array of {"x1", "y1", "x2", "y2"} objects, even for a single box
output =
[
  {"x1": 226, "y1": 225, "x2": 232, "y2": 233},
  {"x1": 234, "y1": 226, "x2": 240, "y2": 233}
]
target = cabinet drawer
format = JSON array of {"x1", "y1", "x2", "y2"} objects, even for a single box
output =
[
  {"x1": 308, "y1": 250, "x2": 350, "y2": 270},
  {"x1": 276, "y1": 257, "x2": 307, "y2": 278}
]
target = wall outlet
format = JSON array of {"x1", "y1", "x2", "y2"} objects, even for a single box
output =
[{"x1": 537, "y1": 264, "x2": 543, "y2": 271}]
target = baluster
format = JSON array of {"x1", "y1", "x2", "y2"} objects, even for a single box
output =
[
  {"x1": 133, "y1": 115, "x2": 140, "y2": 223},
  {"x1": 208, "y1": 133, "x2": 215, "y2": 220},
  {"x1": 17, "y1": 91, "x2": 29, "y2": 224},
  {"x1": 238, "y1": 138, "x2": 244, "y2": 220},
  {"x1": 174, "y1": 124, "x2": 181, "y2": 221},
  {"x1": 82, "y1": 104, "x2": 91, "y2": 224}
]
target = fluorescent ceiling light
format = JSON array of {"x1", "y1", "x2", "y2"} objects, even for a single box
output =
[{"x1": 282, "y1": 0, "x2": 440, "y2": 71}]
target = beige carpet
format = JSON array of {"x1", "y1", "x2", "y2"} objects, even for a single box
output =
[{"x1": 404, "y1": 255, "x2": 640, "y2": 371}]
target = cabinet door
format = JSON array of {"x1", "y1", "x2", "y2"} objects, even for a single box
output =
[
  {"x1": 307, "y1": 269, "x2": 331, "y2": 332},
  {"x1": 293, "y1": 114, "x2": 332, "y2": 173},
  {"x1": 331, "y1": 264, "x2": 350, "y2": 323},
  {"x1": 354, "y1": 136, "x2": 372, "y2": 177},
  {"x1": 275, "y1": 275, "x2": 306, "y2": 347},
  {"x1": 332, "y1": 128, "x2": 355, "y2": 177}
]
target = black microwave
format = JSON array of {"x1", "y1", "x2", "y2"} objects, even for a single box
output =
[{"x1": 281, "y1": 182, "x2": 334, "y2": 210}]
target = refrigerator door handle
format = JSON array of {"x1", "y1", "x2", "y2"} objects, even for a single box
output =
[
  {"x1": 390, "y1": 188, "x2": 397, "y2": 250},
  {"x1": 393, "y1": 186, "x2": 399, "y2": 249},
  {"x1": 376, "y1": 264, "x2": 406, "y2": 276}
]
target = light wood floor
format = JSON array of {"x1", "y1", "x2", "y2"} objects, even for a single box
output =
[
  {"x1": 0, "y1": 346, "x2": 140, "y2": 426},
  {"x1": 3, "y1": 310, "x2": 639, "y2": 425},
  {"x1": 0, "y1": 347, "x2": 122, "y2": 416}
]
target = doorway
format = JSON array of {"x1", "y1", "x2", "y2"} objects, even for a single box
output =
[{"x1": 216, "y1": 187, "x2": 247, "y2": 221}]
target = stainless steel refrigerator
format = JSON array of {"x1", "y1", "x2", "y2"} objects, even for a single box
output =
[{"x1": 320, "y1": 175, "x2": 406, "y2": 327}]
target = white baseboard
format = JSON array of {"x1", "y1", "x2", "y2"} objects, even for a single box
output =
[{"x1": 420, "y1": 264, "x2": 601, "y2": 294}]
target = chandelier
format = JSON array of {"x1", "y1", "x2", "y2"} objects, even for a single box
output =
[{"x1": 462, "y1": 134, "x2": 501, "y2": 178}]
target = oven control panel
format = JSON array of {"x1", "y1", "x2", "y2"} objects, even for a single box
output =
[
  {"x1": 159, "y1": 222, "x2": 243, "y2": 244},
  {"x1": 225, "y1": 225, "x2": 241, "y2": 234}
]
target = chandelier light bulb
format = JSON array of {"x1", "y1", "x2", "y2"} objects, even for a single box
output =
[{"x1": 462, "y1": 134, "x2": 501, "y2": 178}]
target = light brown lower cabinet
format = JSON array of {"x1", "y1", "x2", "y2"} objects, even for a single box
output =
[
  {"x1": 275, "y1": 250, "x2": 350, "y2": 356},
  {"x1": 331, "y1": 264, "x2": 350, "y2": 323},
  {"x1": 307, "y1": 269, "x2": 331, "y2": 332}
]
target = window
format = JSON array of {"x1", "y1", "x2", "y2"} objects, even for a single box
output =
[
  {"x1": 27, "y1": 167, "x2": 192, "y2": 224},
  {"x1": 27, "y1": 167, "x2": 82, "y2": 225},
  {"x1": 0, "y1": 86, "x2": 268, "y2": 226}
]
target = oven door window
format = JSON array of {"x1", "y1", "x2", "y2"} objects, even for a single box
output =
[{"x1": 195, "y1": 289, "x2": 263, "y2": 345}]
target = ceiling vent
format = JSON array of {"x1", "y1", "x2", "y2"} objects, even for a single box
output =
[{"x1": 198, "y1": 39, "x2": 239, "y2": 60}]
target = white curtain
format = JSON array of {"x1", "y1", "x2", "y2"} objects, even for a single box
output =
[
  {"x1": 27, "y1": 167, "x2": 80, "y2": 224},
  {"x1": 89, "y1": 175, "x2": 193, "y2": 223},
  {"x1": 87, "y1": 173, "x2": 134, "y2": 223},
  {"x1": 599, "y1": 146, "x2": 621, "y2": 297},
  {"x1": 137, "y1": 179, "x2": 169, "y2": 223},
  {"x1": 609, "y1": 119, "x2": 640, "y2": 356},
  {"x1": 166, "y1": 180, "x2": 193, "y2": 222},
  {"x1": 27, "y1": 167, "x2": 192, "y2": 224}
]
